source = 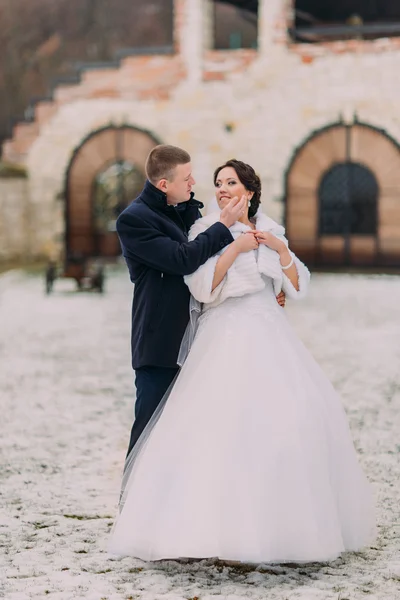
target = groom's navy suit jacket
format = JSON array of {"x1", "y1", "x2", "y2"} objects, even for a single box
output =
[{"x1": 116, "y1": 180, "x2": 233, "y2": 369}]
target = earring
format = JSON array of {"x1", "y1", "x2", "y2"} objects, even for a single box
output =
[{"x1": 248, "y1": 199, "x2": 251, "y2": 207}]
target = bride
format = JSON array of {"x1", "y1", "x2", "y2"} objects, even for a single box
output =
[{"x1": 109, "y1": 159, "x2": 375, "y2": 563}]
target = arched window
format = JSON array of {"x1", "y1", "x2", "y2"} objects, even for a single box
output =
[
  {"x1": 66, "y1": 125, "x2": 158, "y2": 257},
  {"x1": 318, "y1": 162, "x2": 378, "y2": 236},
  {"x1": 284, "y1": 121, "x2": 400, "y2": 267},
  {"x1": 93, "y1": 161, "x2": 145, "y2": 234}
]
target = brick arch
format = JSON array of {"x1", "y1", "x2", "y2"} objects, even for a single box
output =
[
  {"x1": 64, "y1": 125, "x2": 160, "y2": 258},
  {"x1": 284, "y1": 121, "x2": 400, "y2": 267}
]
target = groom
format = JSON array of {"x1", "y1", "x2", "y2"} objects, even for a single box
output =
[{"x1": 117, "y1": 145, "x2": 285, "y2": 458}]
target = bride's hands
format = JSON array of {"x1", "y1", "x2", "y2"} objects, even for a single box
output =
[
  {"x1": 253, "y1": 231, "x2": 287, "y2": 254},
  {"x1": 276, "y1": 291, "x2": 286, "y2": 307},
  {"x1": 234, "y1": 231, "x2": 259, "y2": 254}
]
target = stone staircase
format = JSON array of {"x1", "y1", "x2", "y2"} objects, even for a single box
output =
[{"x1": 2, "y1": 47, "x2": 185, "y2": 166}]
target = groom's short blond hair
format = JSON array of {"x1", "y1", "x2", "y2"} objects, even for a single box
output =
[{"x1": 146, "y1": 145, "x2": 191, "y2": 184}]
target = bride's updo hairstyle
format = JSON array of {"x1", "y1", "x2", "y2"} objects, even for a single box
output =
[{"x1": 213, "y1": 159, "x2": 262, "y2": 219}]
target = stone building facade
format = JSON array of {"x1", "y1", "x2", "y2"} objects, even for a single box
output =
[
  {"x1": 0, "y1": 179, "x2": 30, "y2": 262},
  {"x1": 1, "y1": 0, "x2": 400, "y2": 267}
]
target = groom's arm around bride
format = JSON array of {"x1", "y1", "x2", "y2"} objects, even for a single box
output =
[{"x1": 116, "y1": 145, "x2": 245, "y2": 459}]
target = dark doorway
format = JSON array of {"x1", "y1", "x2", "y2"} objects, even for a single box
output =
[
  {"x1": 214, "y1": 1, "x2": 258, "y2": 49},
  {"x1": 284, "y1": 122, "x2": 400, "y2": 268},
  {"x1": 319, "y1": 162, "x2": 378, "y2": 237},
  {"x1": 65, "y1": 125, "x2": 158, "y2": 259},
  {"x1": 292, "y1": 0, "x2": 400, "y2": 42},
  {"x1": 92, "y1": 159, "x2": 146, "y2": 256}
]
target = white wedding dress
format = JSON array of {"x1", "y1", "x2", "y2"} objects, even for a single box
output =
[{"x1": 109, "y1": 215, "x2": 375, "y2": 564}]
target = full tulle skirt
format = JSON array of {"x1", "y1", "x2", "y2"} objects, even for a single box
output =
[{"x1": 109, "y1": 280, "x2": 375, "y2": 563}]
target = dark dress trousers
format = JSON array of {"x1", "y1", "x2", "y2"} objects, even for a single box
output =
[{"x1": 116, "y1": 180, "x2": 233, "y2": 455}]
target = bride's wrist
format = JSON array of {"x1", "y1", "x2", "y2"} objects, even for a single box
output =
[
  {"x1": 231, "y1": 239, "x2": 242, "y2": 254},
  {"x1": 278, "y1": 247, "x2": 290, "y2": 259},
  {"x1": 279, "y1": 249, "x2": 292, "y2": 267}
]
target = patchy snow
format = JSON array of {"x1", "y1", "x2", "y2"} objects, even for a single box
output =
[{"x1": 1, "y1": 268, "x2": 399, "y2": 600}]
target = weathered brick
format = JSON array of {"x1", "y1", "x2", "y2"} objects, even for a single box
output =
[{"x1": 2, "y1": 0, "x2": 400, "y2": 262}]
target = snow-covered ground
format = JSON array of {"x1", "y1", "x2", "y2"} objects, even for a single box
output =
[{"x1": 1, "y1": 268, "x2": 399, "y2": 600}]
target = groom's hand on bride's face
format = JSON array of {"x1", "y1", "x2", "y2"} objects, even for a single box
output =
[
  {"x1": 220, "y1": 195, "x2": 247, "y2": 228},
  {"x1": 276, "y1": 291, "x2": 286, "y2": 308}
]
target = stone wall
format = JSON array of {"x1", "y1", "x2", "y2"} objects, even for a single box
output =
[
  {"x1": 0, "y1": 179, "x2": 30, "y2": 262},
  {"x1": 2, "y1": 0, "x2": 400, "y2": 259}
]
